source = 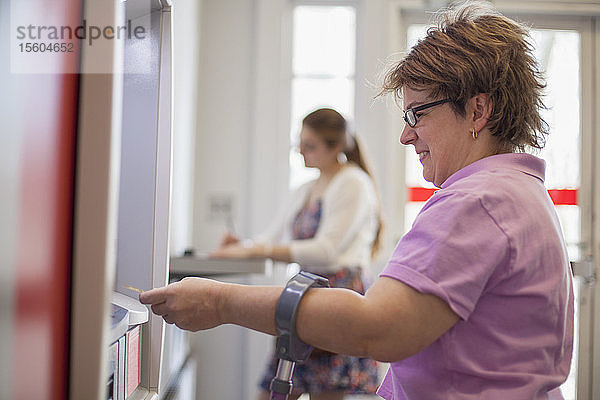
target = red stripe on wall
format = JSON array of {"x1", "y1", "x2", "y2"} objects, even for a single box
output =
[
  {"x1": 408, "y1": 187, "x2": 578, "y2": 206},
  {"x1": 548, "y1": 189, "x2": 578, "y2": 206},
  {"x1": 407, "y1": 187, "x2": 438, "y2": 202}
]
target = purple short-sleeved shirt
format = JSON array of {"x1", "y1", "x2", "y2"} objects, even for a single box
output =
[{"x1": 377, "y1": 153, "x2": 574, "y2": 400}]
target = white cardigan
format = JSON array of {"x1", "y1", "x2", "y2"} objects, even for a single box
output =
[{"x1": 256, "y1": 165, "x2": 379, "y2": 274}]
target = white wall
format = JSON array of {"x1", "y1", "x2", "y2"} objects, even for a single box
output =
[
  {"x1": 171, "y1": 0, "x2": 202, "y2": 256},
  {"x1": 186, "y1": 1, "x2": 286, "y2": 398},
  {"x1": 192, "y1": 0, "x2": 264, "y2": 252},
  {"x1": 355, "y1": 0, "x2": 405, "y2": 266}
]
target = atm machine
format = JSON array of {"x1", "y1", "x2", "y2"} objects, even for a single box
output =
[{"x1": 70, "y1": 0, "x2": 193, "y2": 399}]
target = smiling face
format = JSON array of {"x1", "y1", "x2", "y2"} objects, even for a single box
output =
[{"x1": 400, "y1": 87, "x2": 477, "y2": 187}]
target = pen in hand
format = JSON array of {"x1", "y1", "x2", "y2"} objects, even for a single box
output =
[
  {"x1": 226, "y1": 213, "x2": 237, "y2": 238},
  {"x1": 221, "y1": 214, "x2": 240, "y2": 246}
]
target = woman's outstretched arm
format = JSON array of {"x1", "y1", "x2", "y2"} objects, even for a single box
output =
[{"x1": 139, "y1": 276, "x2": 458, "y2": 362}]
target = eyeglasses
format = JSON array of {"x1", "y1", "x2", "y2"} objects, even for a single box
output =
[{"x1": 403, "y1": 98, "x2": 452, "y2": 127}]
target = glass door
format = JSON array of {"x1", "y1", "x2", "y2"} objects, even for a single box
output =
[{"x1": 398, "y1": 10, "x2": 595, "y2": 399}]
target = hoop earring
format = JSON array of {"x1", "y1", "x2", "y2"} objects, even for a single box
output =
[{"x1": 471, "y1": 128, "x2": 478, "y2": 140}]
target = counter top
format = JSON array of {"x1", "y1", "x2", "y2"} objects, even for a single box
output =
[{"x1": 169, "y1": 255, "x2": 269, "y2": 278}]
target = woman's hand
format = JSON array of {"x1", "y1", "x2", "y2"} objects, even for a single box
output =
[
  {"x1": 139, "y1": 277, "x2": 226, "y2": 331},
  {"x1": 219, "y1": 231, "x2": 240, "y2": 247},
  {"x1": 210, "y1": 242, "x2": 267, "y2": 259},
  {"x1": 142, "y1": 279, "x2": 282, "y2": 336}
]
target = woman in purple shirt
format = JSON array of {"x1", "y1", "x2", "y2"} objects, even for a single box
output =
[{"x1": 140, "y1": 2, "x2": 573, "y2": 399}]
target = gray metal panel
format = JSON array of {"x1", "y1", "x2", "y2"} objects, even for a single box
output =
[
  {"x1": 115, "y1": 10, "x2": 161, "y2": 296},
  {"x1": 151, "y1": 8, "x2": 173, "y2": 393},
  {"x1": 124, "y1": 0, "x2": 165, "y2": 20},
  {"x1": 114, "y1": 6, "x2": 172, "y2": 396}
]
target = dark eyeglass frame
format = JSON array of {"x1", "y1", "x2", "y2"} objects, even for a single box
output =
[{"x1": 403, "y1": 98, "x2": 452, "y2": 127}]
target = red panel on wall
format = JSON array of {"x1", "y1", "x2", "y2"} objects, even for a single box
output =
[
  {"x1": 11, "y1": 2, "x2": 81, "y2": 400},
  {"x1": 408, "y1": 186, "x2": 578, "y2": 206},
  {"x1": 407, "y1": 187, "x2": 438, "y2": 202},
  {"x1": 548, "y1": 189, "x2": 578, "y2": 206}
]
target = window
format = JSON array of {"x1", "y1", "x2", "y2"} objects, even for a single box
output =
[{"x1": 289, "y1": 5, "x2": 356, "y2": 189}]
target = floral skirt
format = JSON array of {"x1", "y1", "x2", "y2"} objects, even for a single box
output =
[{"x1": 258, "y1": 267, "x2": 379, "y2": 395}]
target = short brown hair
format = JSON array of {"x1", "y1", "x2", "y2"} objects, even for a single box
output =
[{"x1": 381, "y1": 1, "x2": 548, "y2": 152}]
